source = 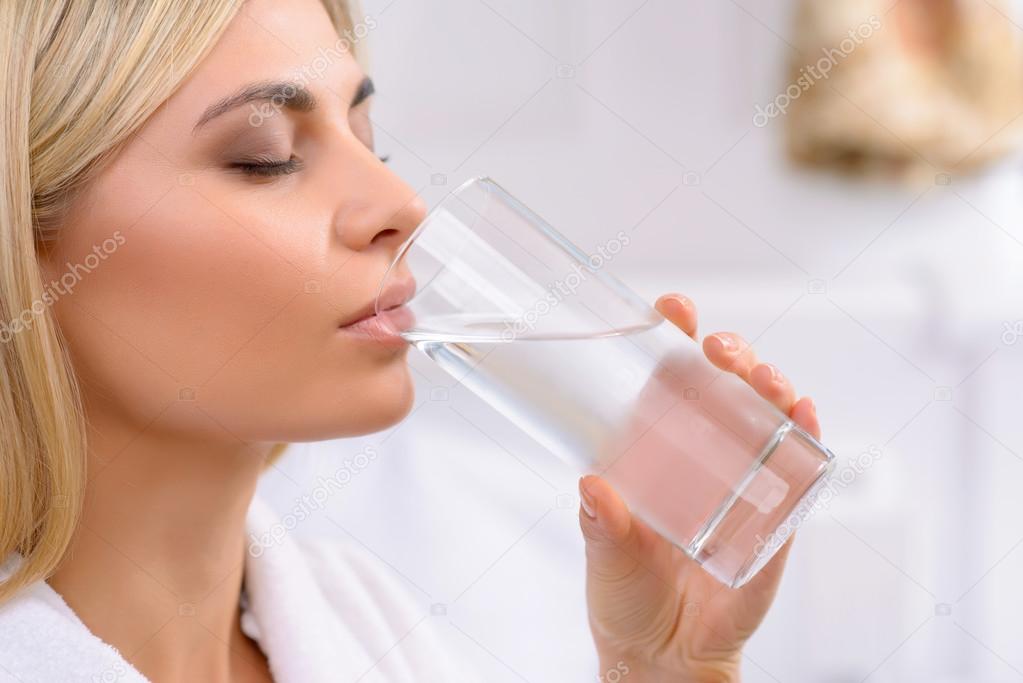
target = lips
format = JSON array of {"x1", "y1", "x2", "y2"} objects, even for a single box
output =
[{"x1": 340, "y1": 274, "x2": 417, "y2": 328}]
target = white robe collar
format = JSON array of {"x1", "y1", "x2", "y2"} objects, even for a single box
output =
[{"x1": 0, "y1": 494, "x2": 457, "y2": 682}]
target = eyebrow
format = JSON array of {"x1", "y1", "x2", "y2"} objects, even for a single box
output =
[{"x1": 192, "y1": 76, "x2": 375, "y2": 133}]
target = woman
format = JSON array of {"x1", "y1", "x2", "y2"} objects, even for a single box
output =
[{"x1": 0, "y1": 1, "x2": 822, "y2": 681}]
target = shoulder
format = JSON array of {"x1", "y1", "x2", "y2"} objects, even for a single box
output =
[
  {"x1": 295, "y1": 535, "x2": 423, "y2": 615},
  {"x1": 0, "y1": 553, "x2": 146, "y2": 683},
  {"x1": 244, "y1": 494, "x2": 476, "y2": 680},
  {"x1": 293, "y1": 536, "x2": 475, "y2": 680}
]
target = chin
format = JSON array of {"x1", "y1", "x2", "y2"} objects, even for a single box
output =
[
  {"x1": 356, "y1": 369, "x2": 416, "y2": 434},
  {"x1": 333, "y1": 360, "x2": 416, "y2": 437},
  {"x1": 252, "y1": 356, "x2": 417, "y2": 443}
]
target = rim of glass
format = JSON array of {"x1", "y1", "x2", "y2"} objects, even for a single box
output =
[
  {"x1": 373, "y1": 175, "x2": 655, "y2": 320},
  {"x1": 374, "y1": 176, "x2": 490, "y2": 317}
]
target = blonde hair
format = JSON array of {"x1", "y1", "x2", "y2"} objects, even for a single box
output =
[{"x1": 0, "y1": 0, "x2": 361, "y2": 604}]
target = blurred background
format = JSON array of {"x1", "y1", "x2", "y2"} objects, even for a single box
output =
[{"x1": 259, "y1": 0, "x2": 1023, "y2": 680}]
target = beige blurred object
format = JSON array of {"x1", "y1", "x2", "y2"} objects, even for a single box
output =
[{"x1": 785, "y1": 0, "x2": 1023, "y2": 181}]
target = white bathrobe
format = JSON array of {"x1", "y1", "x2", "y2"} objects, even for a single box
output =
[{"x1": 0, "y1": 494, "x2": 468, "y2": 682}]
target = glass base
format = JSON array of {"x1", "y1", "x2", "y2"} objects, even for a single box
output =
[{"x1": 685, "y1": 422, "x2": 836, "y2": 589}]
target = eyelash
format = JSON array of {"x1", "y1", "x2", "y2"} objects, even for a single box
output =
[
  {"x1": 233, "y1": 153, "x2": 391, "y2": 178},
  {"x1": 233, "y1": 155, "x2": 303, "y2": 177}
]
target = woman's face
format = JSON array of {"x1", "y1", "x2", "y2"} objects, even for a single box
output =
[{"x1": 44, "y1": 0, "x2": 425, "y2": 445}]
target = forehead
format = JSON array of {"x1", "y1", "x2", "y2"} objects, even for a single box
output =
[{"x1": 158, "y1": 0, "x2": 363, "y2": 127}]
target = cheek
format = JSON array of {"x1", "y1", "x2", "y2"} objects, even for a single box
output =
[
  {"x1": 52, "y1": 174, "x2": 412, "y2": 442},
  {"x1": 56, "y1": 182, "x2": 304, "y2": 382}
]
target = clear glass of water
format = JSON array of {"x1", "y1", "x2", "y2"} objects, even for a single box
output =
[{"x1": 375, "y1": 177, "x2": 836, "y2": 588}]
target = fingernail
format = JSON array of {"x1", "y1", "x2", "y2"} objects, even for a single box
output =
[
  {"x1": 579, "y1": 480, "x2": 597, "y2": 519},
  {"x1": 660, "y1": 295, "x2": 687, "y2": 316},
  {"x1": 712, "y1": 334, "x2": 735, "y2": 353},
  {"x1": 765, "y1": 363, "x2": 782, "y2": 384}
]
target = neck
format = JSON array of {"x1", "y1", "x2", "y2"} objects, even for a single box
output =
[{"x1": 48, "y1": 406, "x2": 274, "y2": 682}]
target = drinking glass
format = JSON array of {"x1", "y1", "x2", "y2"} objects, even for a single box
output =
[{"x1": 375, "y1": 177, "x2": 835, "y2": 588}]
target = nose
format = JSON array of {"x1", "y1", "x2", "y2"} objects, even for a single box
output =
[{"x1": 330, "y1": 144, "x2": 427, "y2": 255}]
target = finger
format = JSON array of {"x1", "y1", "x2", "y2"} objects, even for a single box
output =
[
  {"x1": 749, "y1": 362, "x2": 797, "y2": 414},
  {"x1": 789, "y1": 396, "x2": 821, "y2": 440},
  {"x1": 655, "y1": 293, "x2": 697, "y2": 340},
  {"x1": 743, "y1": 532, "x2": 795, "y2": 595},
  {"x1": 578, "y1": 475, "x2": 646, "y2": 581},
  {"x1": 703, "y1": 331, "x2": 759, "y2": 382}
]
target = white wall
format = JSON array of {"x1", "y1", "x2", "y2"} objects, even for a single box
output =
[{"x1": 261, "y1": 1, "x2": 1023, "y2": 680}]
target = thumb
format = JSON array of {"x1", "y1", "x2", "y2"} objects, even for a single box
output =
[{"x1": 578, "y1": 475, "x2": 646, "y2": 582}]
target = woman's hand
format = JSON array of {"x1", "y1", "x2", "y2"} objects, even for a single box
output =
[{"x1": 579, "y1": 293, "x2": 821, "y2": 683}]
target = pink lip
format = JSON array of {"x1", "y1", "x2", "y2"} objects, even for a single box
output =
[
  {"x1": 340, "y1": 304, "x2": 415, "y2": 347},
  {"x1": 338, "y1": 274, "x2": 417, "y2": 347}
]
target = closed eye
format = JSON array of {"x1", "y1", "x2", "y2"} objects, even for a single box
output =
[{"x1": 232, "y1": 155, "x2": 303, "y2": 177}]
